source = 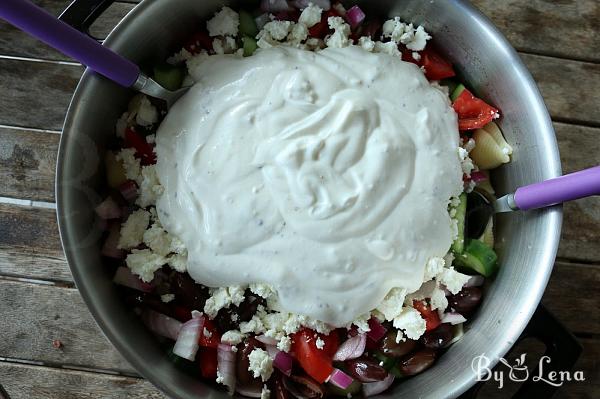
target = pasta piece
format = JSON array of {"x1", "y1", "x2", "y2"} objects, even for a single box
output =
[{"x1": 470, "y1": 122, "x2": 513, "y2": 169}]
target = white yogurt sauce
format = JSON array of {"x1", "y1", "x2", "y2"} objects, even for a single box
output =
[{"x1": 155, "y1": 46, "x2": 463, "y2": 326}]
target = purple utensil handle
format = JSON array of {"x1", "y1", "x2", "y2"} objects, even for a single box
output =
[
  {"x1": 514, "y1": 165, "x2": 600, "y2": 210},
  {"x1": 0, "y1": 0, "x2": 139, "y2": 87}
]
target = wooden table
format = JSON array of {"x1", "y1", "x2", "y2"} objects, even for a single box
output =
[{"x1": 0, "y1": 1, "x2": 598, "y2": 398}]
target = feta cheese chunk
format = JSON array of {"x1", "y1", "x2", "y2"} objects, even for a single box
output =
[
  {"x1": 118, "y1": 209, "x2": 150, "y2": 249},
  {"x1": 204, "y1": 286, "x2": 247, "y2": 318},
  {"x1": 299, "y1": 3, "x2": 323, "y2": 28},
  {"x1": 325, "y1": 17, "x2": 351, "y2": 48},
  {"x1": 136, "y1": 165, "x2": 164, "y2": 209},
  {"x1": 221, "y1": 330, "x2": 246, "y2": 345},
  {"x1": 392, "y1": 306, "x2": 426, "y2": 340},
  {"x1": 207, "y1": 7, "x2": 240, "y2": 37},
  {"x1": 277, "y1": 336, "x2": 292, "y2": 352},
  {"x1": 438, "y1": 267, "x2": 471, "y2": 295},
  {"x1": 261, "y1": 386, "x2": 271, "y2": 399},
  {"x1": 161, "y1": 294, "x2": 175, "y2": 303},
  {"x1": 115, "y1": 148, "x2": 141, "y2": 182},
  {"x1": 135, "y1": 96, "x2": 158, "y2": 127},
  {"x1": 382, "y1": 17, "x2": 431, "y2": 51},
  {"x1": 126, "y1": 249, "x2": 167, "y2": 282},
  {"x1": 262, "y1": 21, "x2": 294, "y2": 41},
  {"x1": 248, "y1": 348, "x2": 274, "y2": 381},
  {"x1": 376, "y1": 288, "x2": 408, "y2": 320}
]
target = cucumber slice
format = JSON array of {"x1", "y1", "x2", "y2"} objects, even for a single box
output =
[
  {"x1": 450, "y1": 83, "x2": 466, "y2": 102},
  {"x1": 239, "y1": 10, "x2": 259, "y2": 38},
  {"x1": 440, "y1": 78, "x2": 459, "y2": 96},
  {"x1": 454, "y1": 239, "x2": 498, "y2": 277},
  {"x1": 451, "y1": 193, "x2": 467, "y2": 254},
  {"x1": 242, "y1": 36, "x2": 258, "y2": 57},
  {"x1": 153, "y1": 64, "x2": 185, "y2": 91},
  {"x1": 372, "y1": 351, "x2": 397, "y2": 371}
]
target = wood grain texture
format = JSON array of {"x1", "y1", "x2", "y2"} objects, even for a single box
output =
[
  {"x1": 472, "y1": 0, "x2": 600, "y2": 62},
  {"x1": 0, "y1": 1, "x2": 135, "y2": 62},
  {"x1": 0, "y1": 59, "x2": 82, "y2": 131},
  {"x1": 0, "y1": 127, "x2": 59, "y2": 203},
  {"x1": 0, "y1": 203, "x2": 70, "y2": 282},
  {"x1": 0, "y1": 279, "x2": 136, "y2": 374},
  {"x1": 0, "y1": 362, "x2": 164, "y2": 399}
]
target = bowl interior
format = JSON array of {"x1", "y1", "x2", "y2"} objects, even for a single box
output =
[{"x1": 56, "y1": 1, "x2": 562, "y2": 398}]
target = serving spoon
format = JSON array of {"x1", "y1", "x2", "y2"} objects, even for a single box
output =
[
  {"x1": 467, "y1": 165, "x2": 600, "y2": 238},
  {"x1": 0, "y1": 0, "x2": 188, "y2": 108}
]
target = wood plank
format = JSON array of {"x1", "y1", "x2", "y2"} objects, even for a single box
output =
[
  {"x1": 0, "y1": 203, "x2": 70, "y2": 282},
  {"x1": 0, "y1": 279, "x2": 135, "y2": 374},
  {"x1": 0, "y1": 1, "x2": 135, "y2": 62},
  {"x1": 0, "y1": 127, "x2": 59, "y2": 203},
  {"x1": 542, "y1": 262, "x2": 600, "y2": 334},
  {"x1": 521, "y1": 54, "x2": 600, "y2": 126},
  {"x1": 0, "y1": 362, "x2": 164, "y2": 399},
  {"x1": 0, "y1": 59, "x2": 82, "y2": 131},
  {"x1": 472, "y1": 0, "x2": 600, "y2": 62},
  {"x1": 554, "y1": 122, "x2": 600, "y2": 263}
]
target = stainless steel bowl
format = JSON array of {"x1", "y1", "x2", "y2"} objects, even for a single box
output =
[{"x1": 56, "y1": 1, "x2": 562, "y2": 398}]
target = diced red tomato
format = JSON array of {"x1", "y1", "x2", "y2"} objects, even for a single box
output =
[
  {"x1": 173, "y1": 306, "x2": 193, "y2": 322},
  {"x1": 198, "y1": 347, "x2": 218, "y2": 379},
  {"x1": 124, "y1": 127, "x2": 156, "y2": 165},
  {"x1": 184, "y1": 31, "x2": 213, "y2": 54},
  {"x1": 452, "y1": 89, "x2": 499, "y2": 131},
  {"x1": 291, "y1": 328, "x2": 339, "y2": 383},
  {"x1": 309, "y1": 9, "x2": 342, "y2": 39},
  {"x1": 401, "y1": 47, "x2": 455, "y2": 81},
  {"x1": 412, "y1": 300, "x2": 441, "y2": 331},
  {"x1": 198, "y1": 319, "x2": 221, "y2": 348}
]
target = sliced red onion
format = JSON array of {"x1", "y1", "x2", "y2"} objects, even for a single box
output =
[
  {"x1": 235, "y1": 386, "x2": 262, "y2": 398},
  {"x1": 173, "y1": 314, "x2": 204, "y2": 361},
  {"x1": 445, "y1": 323, "x2": 465, "y2": 348},
  {"x1": 255, "y1": 335, "x2": 278, "y2": 346},
  {"x1": 441, "y1": 312, "x2": 467, "y2": 325},
  {"x1": 328, "y1": 368, "x2": 354, "y2": 389},
  {"x1": 217, "y1": 343, "x2": 236, "y2": 394},
  {"x1": 113, "y1": 266, "x2": 152, "y2": 292},
  {"x1": 141, "y1": 309, "x2": 182, "y2": 341},
  {"x1": 470, "y1": 170, "x2": 488, "y2": 183},
  {"x1": 363, "y1": 374, "x2": 394, "y2": 397},
  {"x1": 367, "y1": 318, "x2": 387, "y2": 342},
  {"x1": 345, "y1": 5, "x2": 365, "y2": 28},
  {"x1": 333, "y1": 333, "x2": 366, "y2": 361},
  {"x1": 465, "y1": 275, "x2": 485, "y2": 287},
  {"x1": 95, "y1": 197, "x2": 121, "y2": 219},
  {"x1": 261, "y1": 0, "x2": 293, "y2": 12},
  {"x1": 291, "y1": 0, "x2": 331, "y2": 10},
  {"x1": 265, "y1": 344, "x2": 279, "y2": 359},
  {"x1": 118, "y1": 180, "x2": 138, "y2": 203},
  {"x1": 273, "y1": 351, "x2": 293, "y2": 376},
  {"x1": 102, "y1": 224, "x2": 125, "y2": 259}
]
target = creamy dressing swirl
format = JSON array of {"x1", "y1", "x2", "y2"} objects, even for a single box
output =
[{"x1": 155, "y1": 46, "x2": 463, "y2": 326}]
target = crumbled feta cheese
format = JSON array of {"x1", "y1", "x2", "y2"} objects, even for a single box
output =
[
  {"x1": 136, "y1": 165, "x2": 164, "y2": 209},
  {"x1": 407, "y1": 280, "x2": 448, "y2": 311},
  {"x1": 207, "y1": 7, "x2": 239, "y2": 37},
  {"x1": 438, "y1": 267, "x2": 471, "y2": 294},
  {"x1": 248, "y1": 348, "x2": 274, "y2": 381},
  {"x1": 250, "y1": 283, "x2": 275, "y2": 299},
  {"x1": 161, "y1": 294, "x2": 175, "y2": 303},
  {"x1": 304, "y1": 37, "x2": 323, "y2": 51},
  {"x1": 204, "y1": 286, "x2": 247, "y2": 318},
  {"x1": 299, "y1": 3, "x2": 323, "y2": 28},
  {"x1": 376, "y1": 288, "x2": 408, "y2": 320},
  {"x1": 115, "y1": 148, "x2": 141, "y2": 182},
  {"x1": 450, "y1": 218, "x2": 459, "y2": 241},
  {"x1": 261, "y1": 385, "x2": 271, "y2": 399},
  {"x1": 315, "y1": 337, "x2": 325, "y2": 350},
  {"x1": 167, "y1": 48, "x2": 193, "y2": 65},
  {"x1": 265, "y1": 20, "x2": 294, "y2": 41},
  {"x1": 145, "y1": 134, "x2": 156, "y2": 144},
  {"x1": 186, "y1": 51, "x2": 211, "y2": 79},
  {"x1": 143, "y1": 223, "x2": 171, "y2": 256},
  {"x1": 412, "y1": 51, "x2": 421, "y2": 61},
  {"x1": 407, "y1": 26, "x2": 431, "y2": 51},
  {"x1": 115, "y1": 112, "x2": 129, "y2": 138},
  {"x1": 216, "y1": 370, "x2": 224, "y2": 384},
  {"x1": 374, "y1": 41, "x2": 401, "y2": 56},
  {"x1": 395, "y1": 330, "x2": 405, "y2": 343},
  {"x1": 458, "y1": 147, "x2": 475, "y2": 176},
  {"x1": 358, "y1": 36, "x2": 375, "y2": 52},
  {"x1": 135, "y1": 96, "x2": 158, "y2": 127},
  {"x1": 424, "y1": 257, "x2": 446, "y2": 281},
  {"x1": 167, "y1": 254, "x2": 187, "y2": 273},
  {"x1": 325, "y1": 17, "x2": 351, "y2": 48},
  {"x1": 221, "y1": 330, "x2": 246, "y2": 345},
  {"x1": 430, "y1": 285, "x2": 449, "y2": 311},
  {"x1": 288, "y1": 23, "x2": 309, "y2": 45},
  {"x1": 203, "y1": 327, "x2": 213, "y2": 338},
  {"x1": 382, "y1": 18, "x2": 431, "y2": 51},
  {"x1": 118, "y1": 209, "x2": 150, "y2": 249},
  {"x1": 240, "y1": 315, "x2": 266, "y2": 335},
  {"x1": 277, "y1": 336, "x2": 292, "y2": 352},
  {"x1": 352, "y1": 313, "x2": 371, "y2": 333},
  {"x1": 212, "y1": 36, "x2": 238, "y2": 55},
  {"x1": 126, "y1": 249, "x2": 167, "y2": 282},
  {"x1": 256, "y1": 31, "x2": 278, "y2": 49},
  {"x1": 392, "y1": 306, "x2": 427, "y2": 340}
]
